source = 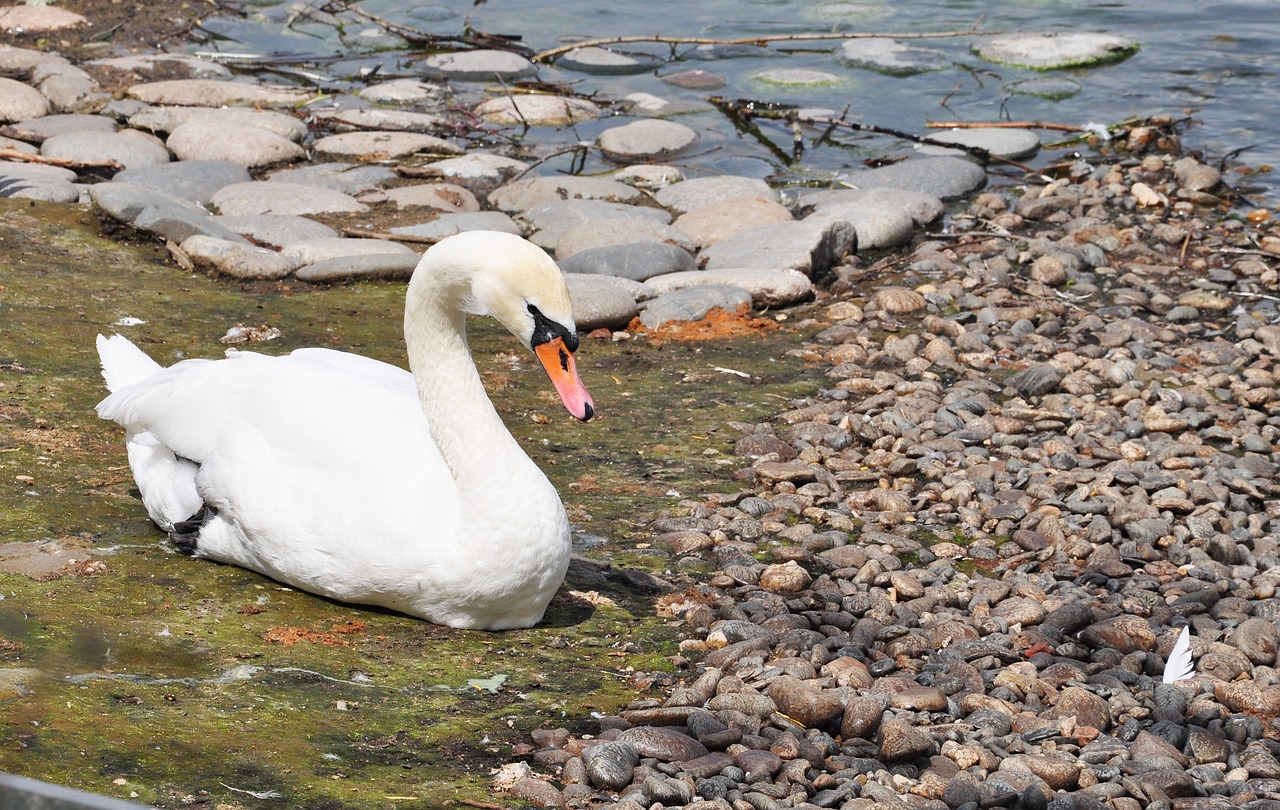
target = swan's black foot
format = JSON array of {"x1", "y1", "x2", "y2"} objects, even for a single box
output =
[{"x1": 169, "y1": 505, "x2": 213, "y2": 556}]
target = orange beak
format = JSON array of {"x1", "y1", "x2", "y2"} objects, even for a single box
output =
[{"x1": 534, "y1": 337, "x2": 594, "y2": 421}]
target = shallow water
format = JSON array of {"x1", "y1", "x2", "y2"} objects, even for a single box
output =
[
  {"x1": 0, "y1": 201, "x2": 817, "y2": 806},
  {"x1": 198, "y1": 0, "x2": 1280, "y2": 205}
]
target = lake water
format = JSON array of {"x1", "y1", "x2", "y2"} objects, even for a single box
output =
[{"x1": 203, "y1": 0, "x2": 1280, "y2": 207}]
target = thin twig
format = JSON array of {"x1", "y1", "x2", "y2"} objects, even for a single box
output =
[
  {"x1": 926, "y1": 120, "x2": 1086, "y2": 133},
  {"x1": 0, "y1": 148, "x2": 123, "y2": 172},
  {"x1": 532, "y1": 24, "x2": 997, "y2": 63}
]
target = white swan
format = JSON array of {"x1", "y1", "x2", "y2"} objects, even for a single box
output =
[{"x1": 96, "y1": 231, "x2": 594, "y2": 630}]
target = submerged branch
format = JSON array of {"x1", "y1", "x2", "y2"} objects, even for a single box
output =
[
  {"x1": 927, "y1": 120, "x2": 1086, "y2": 133},
  {"x1": 532, "y1": 22, "x2": 997, "y2": 63}
]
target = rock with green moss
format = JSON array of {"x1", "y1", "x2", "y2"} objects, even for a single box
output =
[{"x1": 973, "y1": 32, "x2": 1139, "y2": 70}]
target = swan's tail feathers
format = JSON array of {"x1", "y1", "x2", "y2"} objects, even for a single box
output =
[{"x1": 96, "y1": 334, "x2": 163, "y2": 393}]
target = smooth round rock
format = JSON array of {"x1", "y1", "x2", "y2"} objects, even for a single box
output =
[
  {"x1": 167, "y1": 122, "x2": 303, "y2": 168},
  {"x1": 319, "y1": 108, "x2": 448, "y2": 133},
  {"x1": 555, "y1": 218, "x2": 696, "y2": 259},
  {"x1": 598, "y1": 119, "x2": 700, "y2": 163},
  {"x1": 180, "y1": 235, "x2": 297, "y2": 280},
  {"x1": 673, "y1": 196, "x2": 794, "y2": 248},
  {"x1": 655, "y1": 176, "x2": 777, "y2": 215},
  {"x1": 700, "y1": 219, "x2": 854, "y2": 277},
  {"x1": 836, "y1": 37, "x2": 951, "y2": 74},
  {"x1": 642, "y1": 267, "x2": 813, "y2": 307},
  {"x1": 311, "y1": 131, "x2": 460, "y2": 159},
  {"x1": 279, "y1": 238, "x2": 416, "y2": 266},
  {"x1": 127, "y1": 79, "x2": 311, "y2": 107},
  {"x1": 973, "y1": 33, "x2": 1140, "y2": 70},
  {"x1": 523, "y1": 199, "x2": 672, "y2": 251},
  {"x1": 842, "y1": 156, "x2": 987, "y2": 200},
  {"x1": 558, "y1": 47, "x2": 663, "y2": 75},
  {"x1": 474, "y1": 95, "x2": 600, "y2": 126},
  {"x1": 383, "y1": 182, "x2": 480, "y2": 212},
  {"x1": 129, "y1": 106, "x2": 308, "y2": 141},
  {"x1": 388, "y1": 211, "x2": 523, "y2": 241},
  {"x1": 558, "y1": 241, "x2": 696, "y2": 282},
  {"x1": 114, "y1": 160, "x2": 251, "y2": 206},
  {"x1": 755, "y1": 68, "x2": 842, "y2": 86},
  {"x1": 565, "y1": 274, "x2": 642, "y2": 331},
  {"x1": 639, "y1": 285, "x2": 753, "y2": 327},
  {"x1": 0, "y1": 76, "x2": 50, "y2": 122},
  {"x1": 420, "y1": 154, "x2": 530, "y2": 190},
  {"x1": 267, "y1": 163, "x2": 395, "y2": 196},
  {"x1": 920, "y1": 127, "x2": 1041, "y2": 160},
  {"x1": 0, "y1": 4, "x2": 86, "y2": 32},
  {"x1": 1006, "y1": 77, "x2": 1083, "y2": 100},
  {"x1": 616, "y1": 726, "x2": 708, "y2": 762},
  {"x1": 581, "y1": 741, "x2": 639, "y2": 791},
  {"x1": 211, "y1": 181, "x2": 369, "y2": 217},
  {"x1": 295, "y1": 253, "x2": 421, "y2": 282},
  {"x1": 490, "y1": 175, "x2": 646, "y2": 214},
  {"x1": 803, "y1": 196, "x2": 916, "y2": 249},
  {"x1": 1, "y1": 113, "x2": 114, "y2": 143},
  {"x1": 214, "y1": 215, "x2": 339, "y2": 249},
  {"x1": 41, "y1": 129, "x2": 169, "y2": 170},
  {"x1": 420, "y1": 50, "x2": 535, "y2": 81},
  {"x1": 357, "y1": 79, "x2": 443, "y2": 103}
]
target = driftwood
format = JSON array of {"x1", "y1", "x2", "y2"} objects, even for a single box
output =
[
  {"x1": 0, "y1": 148, "x2": 123, "y2": 172},
  {"x1": 531, "y1": 23, "x2": 997, "y2": 63},
  {"x1": 927, "y1": 120, "x2": 1086, "y2": 133}
]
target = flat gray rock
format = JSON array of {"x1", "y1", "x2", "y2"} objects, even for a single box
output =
[
  {"x1": 643, "y1": 267, "x2": 813, "y2": 308},
  {"x1": 316, "y1": 108, "x2": 449, "y2": 134},
  {"x1": 1005, "y1": 78, "x2": 1083, "y2": 100},
  {"x1": 114, "y1": 160, "x2": 251, "y2": 206},
  {"x1": 267, "y1": 163, "x2": 396, "y2": 195},
  {"x1": 836, "y1": 38, "x2": 951, "y2": 74},
  {"x1": 919, "y1": 127, "x2": 1041, "y2": 160},
  {"x1": 90, "y1": 185, "x2": 251, "y2": 244},
  {"x1": 166, "y1": 122, "x2": 303, "y2": 168},
  {"x1": 0, "y1": 45, "x2": 63, "y2": 73},
  {"x1": 127, "y1": 79, "x2": 311, "y2": 108},
  {"x1": 599, "y1": 119, "x2": 700, "y2": 163},
  {"x1": 389, "y1": 211, "x2": 523, "y2": 241},
  {"x1": 490, "y1": 175, "x2": 646, "y2": 214},
  {"x1": 214, "y1": 214, "x2": 339, "y2": 249},
  {"x1": 420, "y1": 50, "x2": 535, "y2": 82},
  {"x1": 565, "y1": 274, "x2": 641, "y2": 331},
  {"x1": 32, "y1": 62, "x2": 98, "y2": 112},
  {"x1": 40, "y1": 129, "x2": 169, "y2": 170},
  {"x1": 840, "y1": 156, "x2": 986, "y2": 200},
  {"x1": 802, "y1": 197, "x2": 915, "y2": 250},
  {"x1": 0, "y1": 161, "x2": 78, "y2": 184},
  {"x1": 295, "y1": 253, "x2": 422, "y2": 283},
  {"x1": 672, "y1": 197, "x2": 794, "y2": 248},
  {"x1": 640, "y1": 285, "x2": 753, "y2": 327},
  {"x1": 700, "y1": 219, "x2": 854, "y2": 278},
  {"x1": 558, "y1": 47, "x2": 664, "y2": 75},
  {"x1": 973, "y1": 33, "x2": 1139, "y2": 70},
  {"x1": 0, "y1": 134, "x2": 37, "y2": 154},
  {"x1": 418, "y1": 153, "x2": 530, "y2": 191},
  {"x1": 129, "y1": 106, "x2": 307, "y2": 141},
  {"x1": 791, "y1": 187, "x2": 944, "y2": 226},
  {"x1": 555, "y1": 219, "x2": 696, "y2": 259},
  {"x1": 558, "y1": 241, "x2": 696, "y2": 282},
  {"x1": 356, "y1": 79, "x2": 444, "y2": 104},
  {"x1": 211, "y1": 181, "x2": 369, "y2": 216},
  {"x1": 655, "y1": 176, "x2": 777, "y2": 215},
  {"x1": 91, "y1": 53, "x2": 232, "y2": 80},
  {"x1": 754, "y1": 68, "x2": 842, "y2": 86},
  {"x1": 311, "y1": 131, "x2": 460, "y2": 160},
  {"x1": 382, "y1": 182, "x2": 480, "y2": 212},
  {"x1": 280, "y1": 237, "x2": 416, "y2": 266},
  {"x1": 0, "y1": 172, "x2": 78, "y2": 203},
  {"x1": 1, "y1": 113, "x2": 114, "y2": 143},
  {"x1": 180, "y1": 235, "x2": 297, "y2": 280},
  {"x1": 522, "y1": 199, "x2": 671, "y2": 251},
  {"x1": 475, "y1": 95, "x2": 600, "y2": 126}
]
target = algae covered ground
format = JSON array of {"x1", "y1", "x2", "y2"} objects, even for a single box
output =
[{"x1": 0, "y1": 200, "x2": 818, "y2": 807}]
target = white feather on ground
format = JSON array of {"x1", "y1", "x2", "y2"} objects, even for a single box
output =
[{"x1": 1163, "y1": 625, "x2": 1195, "y2": 683}]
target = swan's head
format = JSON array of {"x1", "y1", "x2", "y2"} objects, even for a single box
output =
[{"x1": 417, "y1": 231, "x2": 595, "y2": 422}]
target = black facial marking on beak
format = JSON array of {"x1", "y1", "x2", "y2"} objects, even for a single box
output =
[{"x1": 528, "y1": 303, "x2": 579, "y2": 351}]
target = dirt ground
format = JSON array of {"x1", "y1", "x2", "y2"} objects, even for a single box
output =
[{"x1": 5, "y1": 0, "x2": 210, "y2": 59}]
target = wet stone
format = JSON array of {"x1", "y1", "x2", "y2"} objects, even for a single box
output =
[
  {"x1": 617, "y1": 726, "x2": 708, "y2": 762},
  {"x1": 974, "y1": 32, "x2": 1140, "y2": 70},
  {"x1": 558, "y1": 47, "x2": 664, "y2": 75},
  {"x1": 598, "y1": 119, "x2": 700, "y2": 162},
  {"x1": 836, "y1": 37, "x2": 951, "y2": 74},
  {"x1": 475, "y1": 94, "x2": 600, "y2": 126},
  {"x1": 166, "y1": 122, "x2": 303, "y2": 168},
  {"x1": 582, "y1": 741, "x2": 640, "y2": 790},
  {"x1": 920, "y1": 127, "x2": 1041, "y2": 160},
  {"x1": 843, "y1": 156, "x2": 987, "y2": 200},
  {"x1": 420, "y1": 49, "x2": 535, "y2": 81}
]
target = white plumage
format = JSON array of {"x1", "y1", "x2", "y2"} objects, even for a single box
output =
[
  {"x1": 96, "y1": 231, "x2": 594, "y2": 630},
  {"x1": 1162, "y1": 626, "x2": 1195, "y2": 683}
]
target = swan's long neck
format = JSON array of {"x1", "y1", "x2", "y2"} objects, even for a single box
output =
[{"x1": 403, "y1": 269, "x2": 540, "y2": 493}]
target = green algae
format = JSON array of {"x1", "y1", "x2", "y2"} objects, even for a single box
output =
[{"x1": 0, "y1": 200, "x2": 820, "y2": 807}]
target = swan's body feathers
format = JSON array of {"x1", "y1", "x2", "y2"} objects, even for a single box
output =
[{"x1": 96, "y1": 231, "x2": 593, "y2": 630}]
